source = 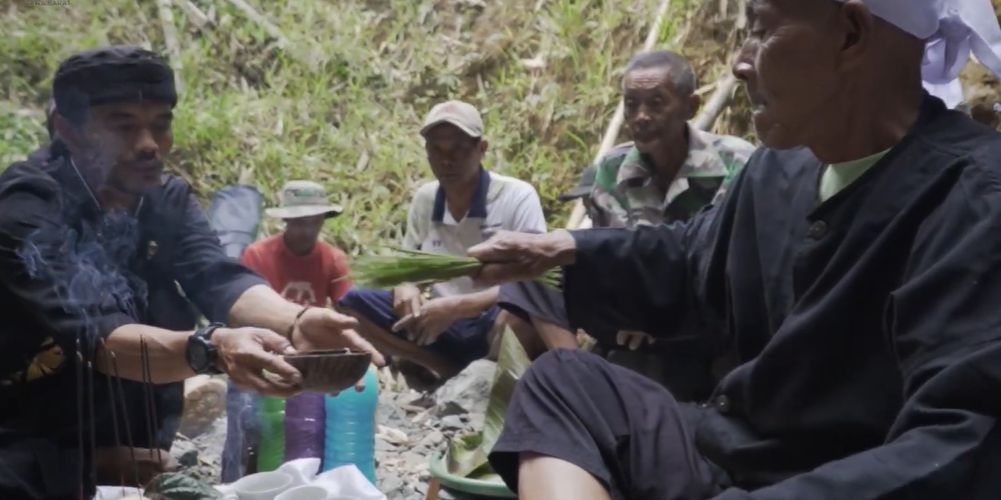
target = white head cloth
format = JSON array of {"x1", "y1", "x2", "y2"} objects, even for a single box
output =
[{"x1": 836, "y1": 0, "x2": 1001, "y2": 107}]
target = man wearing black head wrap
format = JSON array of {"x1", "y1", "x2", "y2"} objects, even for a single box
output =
[
  {"x1": 467, "y1": 0, "x2": 1001, "y2": 499},
  {"x1": 0, "y1": 46, "x2": 381, "y2": 499}
]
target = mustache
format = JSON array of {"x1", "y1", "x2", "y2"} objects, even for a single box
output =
[
  {"x1": 629, "y1": 127, "x2": 662, "y2": 139},
  {"x1": 128, "y1": 159, "x2": 164, "y2": 170}
]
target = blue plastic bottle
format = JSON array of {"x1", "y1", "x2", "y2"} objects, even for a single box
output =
[{"x1": 323, "y1": 365, "x2": 378, "y2": 483}]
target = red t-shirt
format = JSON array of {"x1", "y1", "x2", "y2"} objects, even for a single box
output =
[{"x1": 241, "y1": 234, "x2": 352, "y2": 307}]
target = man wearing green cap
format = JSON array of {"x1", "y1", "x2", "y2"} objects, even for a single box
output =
[
  {"x1": 243, "y1": 180, "x2": 351, "y2": 308},
  {"x1": 0, "y1": 46, "x2": 379, "y2": 499}
]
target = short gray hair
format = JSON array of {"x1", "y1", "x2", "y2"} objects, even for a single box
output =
[{"x1": 623, "y1": 50, "x2": 697, "y2": 96}]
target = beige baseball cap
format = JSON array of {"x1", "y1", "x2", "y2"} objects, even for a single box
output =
[
  {"x1": 265, "y1": 180, "x2": 343, "y2": 219},
  {"x1": 420, "y1": 100, "x2": 484, "y2": 138}
]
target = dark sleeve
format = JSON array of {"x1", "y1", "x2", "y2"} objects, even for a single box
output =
[
  {"x1": 563, "y1": 198, "x2": 728, "y2": 338},
  {"x1": 714, "y1": 164, "x2": 1001, "y2": 499},
  {"x1": 0, "y1": 171, "x2": 133, "y2": 356},
  {"x1": 171, "y1": 187, "x2": 266, "y2": 324}
]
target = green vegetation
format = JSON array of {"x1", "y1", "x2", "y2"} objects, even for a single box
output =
[
  {"x1": 349, "y1": 248, "x2": 561, "y2": 289},
  {"x1": 0, "y1": 0, "x2": 723, "y2": 252}
]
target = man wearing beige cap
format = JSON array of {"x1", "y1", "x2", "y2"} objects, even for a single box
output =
[{"x1": 340, "y1": 100, "x2": 546, "y2": 382}]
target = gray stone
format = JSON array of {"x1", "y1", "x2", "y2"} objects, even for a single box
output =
[
  {"x1": 178, "y1": 449, "x2": 199, "y2": 467},
  {"x1": 379, "y1": 474, "x2": 404, "y2": 494},
  {"x1": 376, "y1": 439, "x2": 398, "y2": 452},
  {"x1": 440, "y1": 415, "x2": 465, "y2": 430},
  {"x1": 433, "y1": 359, "x2": 496, "y2": 418},
  {"x1": 435, "y1": 400, "x2": 468, "y2": 417},
  {"x1": 420, "y1": 430, "x2": 444, "y2": 448}
]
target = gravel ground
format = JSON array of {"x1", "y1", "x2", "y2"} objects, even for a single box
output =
[{"x1": 170, "y1": 360, "x2": 497, "y2": 499}]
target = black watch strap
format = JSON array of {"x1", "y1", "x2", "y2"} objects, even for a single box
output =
[{"x1": 188, "y1": 322, "x2": 225, "y2": 375}]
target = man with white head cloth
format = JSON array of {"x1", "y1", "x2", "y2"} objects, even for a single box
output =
[{"x1": 465, "y1": 1, "x2": 1001, "y2": 499}]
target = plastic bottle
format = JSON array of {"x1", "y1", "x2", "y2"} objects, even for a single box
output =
[
  {"x1": 256, "y1": 396, "x2": 286, "y2": 472},
  {"x1": 323, "y1": 365, "x2": 378, "y2": 483},
  {"x1": 284, "y1": 392, "x2": 326, "y2": 461}
]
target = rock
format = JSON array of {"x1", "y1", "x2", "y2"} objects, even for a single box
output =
[
  {"x1": 433, "y1": 359, "x2": 495, "y2": 417},
  {"x1": 410, "y1": 407, "x2": 434, "y2": 425},
  {"x1": 380, "y1": 474, "x2": 404, "y2": 494},
  {"x1": 440, "y1": 415, "x2": 465, "y2": 430},
  {"x1": 376, "y1": 425, "x2": 411, "y2": 445},
  {"x1": 375, "y1": 439, "x2": 398, "y2": 452},
  {"x1": 420, "y1": 430, "x2": 444, "y2": 448},
  {"x1": 178, "y1": 449, "x2": 199, "y2": 467},
  {"x1": 407, "y1": 393, "x2": 436, "y2": 409},
  {"x1": 435, "y1": 400, "x2": 468, "y2": 417},
  {"x1": 179, "y1": 376, "x2": 228, "y2": 438}
]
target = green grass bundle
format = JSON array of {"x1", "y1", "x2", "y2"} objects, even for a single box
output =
[{"x1": 348, "y1": 248, "x2": 562, "y2": 289}]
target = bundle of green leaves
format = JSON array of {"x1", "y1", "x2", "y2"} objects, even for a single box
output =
[{"x1": 347, "y1": 248, "x2": 562, "y2": 289}]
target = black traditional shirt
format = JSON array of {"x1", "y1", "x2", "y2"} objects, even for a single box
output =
[
  {"x1": 564, "y1": 97, "x2": 1001, "y2": 497},
  {"x1": 0, "y1": 144, "x2": 264, "y2": 498}
]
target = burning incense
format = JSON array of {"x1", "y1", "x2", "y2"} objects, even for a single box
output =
[
  {"x1": 109, "y1": 350, "x2": 140, "y2": 487},
  {"x1": 86, "y1": 358, "x2": 97, "y2": 491},
  {"x1": 99, "y1": 339, "x2": 127, "y2": 492},
  {"x1": 146, "y1": 342, "x2": 162, "y2": 465},
  {"x1": 75, "y1": 337, "x2": 84, "y2": 499},
  {"x1": 139, "y1": 337, "x2": 158, "y2": 466}
]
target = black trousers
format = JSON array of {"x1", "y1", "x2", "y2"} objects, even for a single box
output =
[
  {"x1": 499, "y1": 282, "x2": 717, "y2": 401},
  {"x1": 488, "y1": 349, "x2": 729, "y2": 500}
]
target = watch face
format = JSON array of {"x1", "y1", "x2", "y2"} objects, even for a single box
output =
[{"x1": 188, "y1": 337, "x2": 210, "y2": 372}]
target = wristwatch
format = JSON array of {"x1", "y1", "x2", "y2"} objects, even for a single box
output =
[{"x1": 186, "y1": 323, "x2": 225, "y2": 375}]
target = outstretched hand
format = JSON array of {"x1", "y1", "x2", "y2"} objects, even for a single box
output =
[
  {"x1": 467, "y1": 229, "x2": 578, "y2": 285},
  {"x1": 293, "y1": 307, "x2": 386, "y2": 367}
]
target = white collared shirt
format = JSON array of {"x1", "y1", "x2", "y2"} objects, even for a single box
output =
[{"x1": 404, "y1": 169, "x2": 546, "y2": 297}]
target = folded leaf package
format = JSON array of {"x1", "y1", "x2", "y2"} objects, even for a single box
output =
[{"x1": 346, "y1": 248, "x2": 562, "y2": 289}]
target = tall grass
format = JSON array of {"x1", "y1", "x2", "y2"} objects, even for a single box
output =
[{"x1": 1, "y1": 0, "x2": 711, "y2": 252}]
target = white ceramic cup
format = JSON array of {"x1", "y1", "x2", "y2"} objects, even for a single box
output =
[
  {"x1": 274, "y1": 485, "x2": 330, "y2": 500},
  {"x1": 233, "y1": 471, "x2": 295, "y2": 500}
]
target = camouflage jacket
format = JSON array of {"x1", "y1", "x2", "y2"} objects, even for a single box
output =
[{"x1": 590, "y1": 126, "x2": 756, "y2": 228}]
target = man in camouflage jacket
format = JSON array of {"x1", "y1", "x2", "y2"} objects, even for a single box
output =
[{"x1": 500, "y1": 50, "x2": 755, "y2": 401}]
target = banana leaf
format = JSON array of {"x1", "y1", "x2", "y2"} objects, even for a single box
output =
[
  {"x1": 446, "y1": 327, "x2": 531, "y2": 477},
  {"x1": 145, "y1": 472, "x2": 221, "y2": 500}
]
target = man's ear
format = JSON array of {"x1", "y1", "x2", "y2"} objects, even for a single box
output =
[
  {"x1": 478, "y1": 138, "x2": 489, "y2": 155},
  {"x1": 53, "y1": 112, "x2": 87, "y2": 151},
  {"x1": 686, "y1": 94, "x2": 702, "y2": 120},
  {"x1": 836, "y1": 0, "x2": 875, "y2": 70}
]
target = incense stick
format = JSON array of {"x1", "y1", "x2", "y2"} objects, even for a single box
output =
[
  {"x1": 142, "y1": 337, "x2": 162, "y2": 465},
  {"x1": 139, "y1": 337, "x2": 156, "y2": 466},
  {"x1": 99, "y1": 339, "x2": 127, "y2": 493},
  {"x1": 109, "y1": 350, "x2": 140, "y2": 487},
  {"x1": 86, "y1": 357, "x2": 97, "y2": 492},
  {"x1": 75, "y1": 337, "x2": 84, "y2": 500}
]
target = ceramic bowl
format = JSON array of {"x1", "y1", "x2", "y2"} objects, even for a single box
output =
[{"x1": 232, "y1": 471, "x2": 294, "y2": 500}]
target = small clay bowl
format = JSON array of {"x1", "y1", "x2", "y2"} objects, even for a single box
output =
[{"x1": 283, "y1": 349, "x2": 372, "y2": 392}]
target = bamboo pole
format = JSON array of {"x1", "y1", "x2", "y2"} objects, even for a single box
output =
[
  {"x1": 225, "y1": 0, "x2": 290, "y2": 48},
  {"x1": 693, "y1": 74, "x2": 738, "y2": 131},
  {"x1": 566, "y1": 0, "x2": 673, "y2": 229},
  {"x1": 179, "y1": 0, "x2": 212, "y2": 30},
  {"x1": 156, "y1": 0, "x2": 185, "y2": 94}
]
